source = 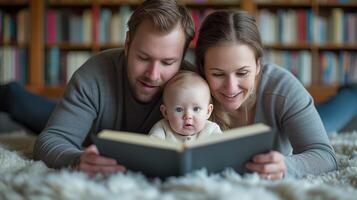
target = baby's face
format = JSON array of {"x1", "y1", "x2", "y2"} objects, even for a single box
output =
[{"x1": 162, "y1": 86, "x2": 212, "y2": 136}]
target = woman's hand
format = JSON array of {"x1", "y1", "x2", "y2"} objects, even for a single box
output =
[
  {"x1": 77, "y1": 145, "x2": 126, "y2": 177},
  {"x1": 245, "y1": 150, "x2": 286, "y2": 180}
]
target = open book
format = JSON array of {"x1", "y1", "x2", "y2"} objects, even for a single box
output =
[{"x1": 91, "y1": 123, "x2": 275, "y2": 178}]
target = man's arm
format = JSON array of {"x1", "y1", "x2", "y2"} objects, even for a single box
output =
[
  {"x1": 33, "y1": 68, "x2": 99, "y2": 166},
  {"x1": 78, "y1": 145, "x2": 126, "y2": 176}
]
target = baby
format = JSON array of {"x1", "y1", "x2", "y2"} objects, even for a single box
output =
[{"x1": 149, "y1": 70, "x2": 222, "y2": 143}]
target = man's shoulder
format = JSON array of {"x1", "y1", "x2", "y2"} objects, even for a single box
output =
[{"x1": 75, "y1": 48, "x2": 126, "y2": 78}]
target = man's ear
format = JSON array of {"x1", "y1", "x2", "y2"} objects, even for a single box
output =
[
  {"x1": 160, "y1": 105, "x2": 168, "y2": 120},
  {"x1": 206, "y1": 104, "x2": 214, "y2": 119},
  {"x1": 124, "y1": 31, "x2": 130, "y2": 57}
]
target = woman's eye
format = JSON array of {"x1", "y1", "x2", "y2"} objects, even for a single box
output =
[
  {"x1": 175, "y1": 107, "x2": 183, "y2": 112},
  {"x1": 212, "y1": 73, "x2": 223, "y2": 77},
  {"x1": 236, "y1": 71, "x2": 249, "y2": 77},
  {"x1": 193, "y1": 107, "x2": 201, "y2": 112}
]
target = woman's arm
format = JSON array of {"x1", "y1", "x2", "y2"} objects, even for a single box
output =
[{"x1": 247, "y1": 66, "x2": 338, "y2": 179}]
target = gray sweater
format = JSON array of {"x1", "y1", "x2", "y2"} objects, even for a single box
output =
[
  {"x1": 256, "y1": 63, "x2": 337, "y2": 178},
  {"x1": 34, "y1": 49, "x2": 337, "y2": 178},
  {"x1": 34, "y1": 49, "x2": 163, "y2": 167}
]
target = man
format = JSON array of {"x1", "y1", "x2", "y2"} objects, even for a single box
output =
[{"x1": 33, "y1": 0, "x2": 195, "y2": 176}]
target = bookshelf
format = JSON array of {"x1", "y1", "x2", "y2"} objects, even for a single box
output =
[
  {"x1": 0, "y1": 0, "x2": 355, "y2": 103},
  {"x1": 0, "y1": 0, "x2": 30, "y2": 87},
  {"x1": 255, "y1": 0, "x2": 357, "y2": 102}
]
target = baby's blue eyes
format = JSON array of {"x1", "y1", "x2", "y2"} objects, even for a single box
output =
[
  {"x1": 175, "y1": 107, "x2": 183, "y2": 112},
  {"x1": 193, "y1": 107, "x2": 201, "y2": 112},
  {"x1": 174, "y1": 107, "x2": 201, "y2": 112}
]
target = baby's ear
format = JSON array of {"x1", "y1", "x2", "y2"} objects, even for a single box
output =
[
  {"x1": 160, "y1": 105, "x2": 168, "y2": 120},
  {"x1": 206, "y1": 104, "x2": 214, "y2": 119}
]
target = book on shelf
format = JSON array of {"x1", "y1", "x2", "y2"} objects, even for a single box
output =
[{"x1": 91, "y1": 123, "x2": 275, "y2": 179}]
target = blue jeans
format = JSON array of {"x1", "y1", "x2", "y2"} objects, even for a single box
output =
[
  {"x1": 3, "y1": 83, "x2": 56, "y2": 134},
  {"x1": 317, "y1": 87, "x2": 357, "y2": 134}
]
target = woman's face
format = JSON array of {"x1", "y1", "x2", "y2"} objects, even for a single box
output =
[{"x1": 204, "y1": 43, "x2": 260, "y2": 111}]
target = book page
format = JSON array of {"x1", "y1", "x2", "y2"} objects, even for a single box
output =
[
  {"x1": 185, "y1": 123, "x2": 271, "y2": 148},
  {"x1": 98, "y1": 130, "x2": 184, "y2": 152}
]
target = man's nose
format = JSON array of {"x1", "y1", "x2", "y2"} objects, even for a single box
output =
[{"x1": 145, "y1": 62, "x2": 160, "y2": 81}]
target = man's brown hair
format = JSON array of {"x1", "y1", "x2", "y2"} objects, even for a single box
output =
[{"x1": 127, "y1": 0, "x2": 195, "y2": 53}]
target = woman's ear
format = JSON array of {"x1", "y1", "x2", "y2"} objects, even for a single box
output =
[
  {"x1": 124, "y1": 32, "x2": 130, "y2": 57},
  {"x1": 206, "y1": 104, "x2": 214, "y2": 119},
  {"x1": 256, "y1": 58, "x2": 262, "y2": 76},
  {"x1": 160, "y1": 105, "x2": 168, "y2": 120}
]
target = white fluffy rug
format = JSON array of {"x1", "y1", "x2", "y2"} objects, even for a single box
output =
[{"x1": 1, "y1": 132, "x2": 357, "y2": 200}]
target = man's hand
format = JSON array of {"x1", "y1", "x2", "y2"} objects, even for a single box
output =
[
  {"x1": 78, "y1": 145, "x2": 126, "y2": 177},
  {"x1": 245, "y1": 150, "x2": 286, "y2": 180}
]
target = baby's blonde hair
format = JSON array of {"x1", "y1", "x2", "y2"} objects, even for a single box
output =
[{"x1": 162, "y1": 70, "x2": 211, "y2": 105}]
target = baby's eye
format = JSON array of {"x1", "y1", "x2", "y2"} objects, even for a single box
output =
[
  {"x1": 193, "y1": 107, "x2": 201, "y2": 112},
  {"x1": 175, "y1": 107, "x2": 183, "y2": 112}
]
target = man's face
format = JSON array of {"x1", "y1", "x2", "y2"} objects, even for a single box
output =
[{"x1": 125, "y1": 20, "x2": 186, "y2": 103}]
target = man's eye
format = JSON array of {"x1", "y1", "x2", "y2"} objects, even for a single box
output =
[
  {"x1": 162, "y1": 61, "x2": 175, "y2": 66},
  {"x1": 175, "y1": 107, "x2": 183, "y2": 112},
  {"x1": 139, "y1": 56, "x2": 149, "y2": 61},
  {"x1": 193, "y1": 107, "x2": 201, "y2": 112}
]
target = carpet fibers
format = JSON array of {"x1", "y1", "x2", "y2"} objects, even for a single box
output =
[{"x1": 1, "y1": 132, "x2": 357, "y2": 200}]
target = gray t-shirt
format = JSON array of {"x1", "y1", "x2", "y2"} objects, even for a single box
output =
[{"x1": 255, "y1": 63, "x2": 337, "y2": 178}]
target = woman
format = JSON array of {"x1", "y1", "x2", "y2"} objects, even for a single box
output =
[{"x1": 195, "y1": 10, "x2": 338, "y2": 179}]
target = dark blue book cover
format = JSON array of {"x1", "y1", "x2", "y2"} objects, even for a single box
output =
[{"x1": 92, "y1": 123, "x2": 275, "y2": 179}]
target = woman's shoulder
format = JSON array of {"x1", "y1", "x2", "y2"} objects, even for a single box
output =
[{"x1": 259, "y1": 63, "x2": 307, "y2": 97}]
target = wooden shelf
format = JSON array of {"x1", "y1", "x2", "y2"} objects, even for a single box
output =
[
  {"x1": 0, "y1": 1, "x2": 28, "y2": 7},
  {"x1": 98, "y1": 0, "x2": 143, "y2": 6},
  {"x1": 26, "y1": 85, "x2": 66, "y2": 99},
  {"x1": 183, "y1": 2, "x2": 241, "y2": 8},
  {"x1": 46, "y1": 43, "x2": 128, "y2": 50},
  {"x1": 98, "y1": 44, "x2": 123, "y2": 49},
  {"x1": 256, "y1": 2, "x2": 311, "y2": 8},
  {"x1": 317, "y1": 44, "x2": 357, "y2": 51},
  {"x1": 46, "y1": 43, "x2": 93, "y2": 50},
  {"x1": 317, "y1": 2, "x2": 357, "y2": 9},
  {"x1": 0, "y1": 42, "x2": 28, "y2": 48},
  {"x1": 48, "y1": 0, "x2": 145, "y2": 7},
  {"x1": 47, "y1": 0, "x2": 93, "y2": 7},
  {"x1": 264, "y1": 43, "x2": 313, "y2": 50},
  {"x1": 264, "y1": 43, "x2": 357, "y2": 50},
  {"x1": 307, "y1": 85, "x2": 338, "y2": 104}
]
